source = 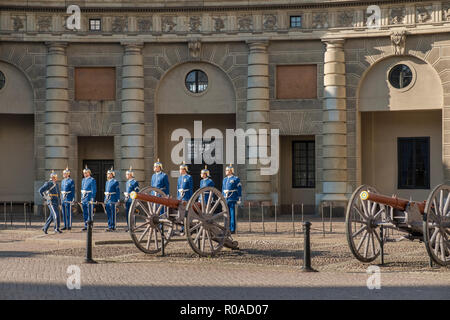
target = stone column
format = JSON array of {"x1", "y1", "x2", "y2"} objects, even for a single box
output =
[
  {"x1": 121, "y1": 42, "x2": 145, "y2": 183},
  {"x1": 45, "y1": 42, "x2": 69, "y2": 176},
  {"x1": 246, "y1": 40, "x2": 271, "y2": 203},
  {"x1": 322, "y1": 38, "x2": 348, "y2": 202}
]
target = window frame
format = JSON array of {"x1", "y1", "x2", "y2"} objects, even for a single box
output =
[
  {"x1": 292, "y1": 140, "x2": 315, "y2": 189},
  {"x1": 89, "y1": 18, "x2": 102, "y2": 31},
  {"x1": 397, "y1": 137, "x2": 430, "y2": 190},
  {"x1": 289, "y1": 15, "x2": 302, "y2": 28},
  {"x1": 185, "y1": 69, "x2": 209, "y2": 94}
]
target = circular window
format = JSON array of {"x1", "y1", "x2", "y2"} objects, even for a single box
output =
[
  {"x1": 185, "y1": 70, "x2": 208, "y2": 94},
  {"x1": 388, "y1": 64, "x2": 413, "y2": 89},
  {"x1": 0, "y1": 71, "x2": 5, "y2": 90}
]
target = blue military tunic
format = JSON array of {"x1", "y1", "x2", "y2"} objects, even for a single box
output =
[
  {"x1": 151, "y1": 171, "x2": 170, "y2": 195},
  {"x1": 39, "y1": 180, "x2": 61, "y2": 231},
  {"x1": 177, "y1": 174, "x2": 193, "y2": 201},
  {"x1": 222, "y1": 175, "x2": 242, "y2": 233},
  {"x1": 199, "y1": 177, "x2": 215, "y2": 205},
  {"x1": 61, "y1": 178, "x2": 75, "y2": 229},
  {"x1": 105, "y1": 178, "x2": 120, "y2": 230},
  {"x1": 81, "y1": 176, "x2": 97, "y2": 226},
  {"x1": 124, "y1": 179, "x2": 139, "y2": 225}
]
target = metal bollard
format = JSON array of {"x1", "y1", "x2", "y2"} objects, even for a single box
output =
[
  {"x1": 380, "y1": 225, "x2": 384, "y2": 265},
  {"x1": 274, "y1": 203, "x2": 277, "y2": 233},
  {"x1": 24, "y1": 203, "x2": 27, "y2": 229},
  {"x1": 329, "y1": 203, "x2": 333, "y2": 233},
  {"x1": 235, "y1": 204, "x2": 238, "y2": 235},
  {"x1": 161, "y1": 223, "x2": 165, "y2": 257},
  {"x1": 248, "y1": 202, "x2": 251, "y2": 233},
  {"x1": 300, "y1": 221, "x2": 317, "y2": 272},
  {"x1": 291, "y1": 203, "x2": 295, "y2": 237},
  {"x1": 10, "y1": 201, "x2": 13, "y2": 227},
  {"x1": 4, "y1": 202, "x2": 6, "y2": 229},
  {"x1": 84, "y1": 218, "x2": 96, "y2": 264},
  {"x1": 261, "y1": 203, "x2": 265, "y2": 236},
  {"x1": 321, "y1": 203, "x2": 325, "y2": 237}
]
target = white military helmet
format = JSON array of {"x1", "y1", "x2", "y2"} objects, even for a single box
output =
[
  {"x1": 126, "y1": 166, "x2": 134, "y2": 177},
  {"x1": 154, "y1": 158, "x2": 163, "y2": 170},
  {"x1": 63, "y1": 167, "x2": 70, "y2": 175},
  {"x1": 107, "y1": 166, "x2": 115, "y2": 177},
  {"x1": 225, "y1": 163, "x2": 234, "y2": 174},
  {"x1": 201, "y1": 165, "x2": 210, "y2": 177},
  {"x1": 179, "y1": 161, "x2": 188, "y2": 172},
  {"x1": 83, "y1": 165, "x2": 91, "y2": 175},
  {"x1": 49, "y1": 170, "x2": 58, "y2": 179}
]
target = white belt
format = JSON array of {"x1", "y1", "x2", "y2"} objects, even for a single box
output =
[
  {"x1": 124, "y1": 192, "x2": 129, "y2": 197},
  {"x1": 224, "y1": 189, "x2": 237, "y2": 198},
  {"x1": 104, "y1": 192, "x2": 116, "y2": 195},
  {"x1": 81, "y1": 190, "x2": 92, "y2": 199},
  {"x1": 178, "y1": 189, "x2": 189, "y2": 197},
  {"x1": 61, "y1": 191, "x2": 71, "y2": 194}
]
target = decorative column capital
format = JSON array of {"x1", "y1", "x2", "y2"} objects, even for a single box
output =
[
  {"x1": 321, "y1": 38, "x2": 345, "y2": 49},
  {"x1": 246, "y1": 39, "x2": 269, "y2": 52},
  {"x1": 121, "y1": 42, "x2": 144, "y2": 54},
  {"x1": 45, "y1": 41, "x2": 68, "y2": 53}
]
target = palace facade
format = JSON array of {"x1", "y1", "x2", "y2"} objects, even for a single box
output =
[{"x1": 0, "y1": 0, "x2": 448, "y2": 214}]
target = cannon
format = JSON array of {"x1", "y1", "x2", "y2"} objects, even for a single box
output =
[
  {"x1": 128, "y1": 186, "x2": 238, "y2": 257},
  {"x1": 345, "y1": 184, "x2": 449, "y2": 266}
]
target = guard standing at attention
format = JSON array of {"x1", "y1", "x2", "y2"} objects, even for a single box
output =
[
  {"x1": 177, "y1": 162, "x2": 193, "y2": 201},
  {"x1": 124, "y1": 166, "x2": 139, "y2": 232},
  {"x1": 39, "y1": 170, "x2": 62, "y2": 234},
  {"x1": 151, "y1": 159, "x2": 170, "y2": 195},
  {"x1": 222, "y1": 164, "x2": 242, "y2": 234},
  {"x1": 60, "y1": 167, "x2": 75, "y2": 230},
  {"x1": 104, "y1": 167, "x2": 120, "y2": 231},
  {"x1": 199, "y1": 165, "x2": 214, "y2": 205},
  {"x1": 81, "y1": 165, "x2": 97, "y2": 231}
]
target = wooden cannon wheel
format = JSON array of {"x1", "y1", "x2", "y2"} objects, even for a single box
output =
[
  {"x1": 185, "y1": 186, "x2": 230, "y2": 257},
  {"x1": 345, "y1": 185, "x2": 387, "y2": 263},
  {"x1": 128, "y1": 186, "x2": 174, "y2": 254},
  {"x1": 423, "y1": 184, "x2": 450, "y2": 266}
]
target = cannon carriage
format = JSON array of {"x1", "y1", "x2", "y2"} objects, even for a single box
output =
[
  {"x1": 127, "y1": 186, "x2": 238, "y2": 257},
  {"x1": 345, "y1": 184, "x2": 450, "y2": 266}
]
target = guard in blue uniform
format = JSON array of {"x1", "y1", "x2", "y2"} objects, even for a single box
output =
[
  {"x1": 199, "y1": 165, "x2": 215, "y2": 205},
  {"x1": 81, "y1": 166, "x2": 97, "y2": 231},
  {"x1": 104, "y1": 167, "x2": 120, "y2": 232},
  {"x1": 60, "y1": 167, "x2": 75, "y2": 230},
  {"x1": 177, "y1": 162, "x2": 193, "y2": 201},
  {"x1": 39, "y1": 171, "x2": 62, "y2": 234},
  {"x1": 151, "y1": 159, "x2": 170, "y2": 214},
  {"x1": 124, "y1": 166, "x2": 139, "y2": 232},
  {"x1": 222, "y1": 164, "x2": 242, "y2": 234}
]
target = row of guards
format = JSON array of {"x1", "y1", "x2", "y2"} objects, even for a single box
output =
[{"x1": 38, "y1": 160, "x2": 242, "y2": 235}]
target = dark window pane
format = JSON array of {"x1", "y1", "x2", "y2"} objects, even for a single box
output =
[
  {"x1": 398, "y1": 137, "x2": 430, "y2": 189},
  {"x1": 389, "y1": 64, "x2": 413, "y2": 89},
  {"x1": 185, "y1": 70, "x2": 208, "y2": 93},
  {"x1": 292, "y1": 141, "x2": 315, "y2": 188}
]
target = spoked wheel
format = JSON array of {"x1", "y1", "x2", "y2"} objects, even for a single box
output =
[
  {"x1": 423, "y1": 184, "x2": 450, "y2": 266},
  {"x1": 128, "y1": 186, "x2": 173, "y2": 254},
  {"x1": 185, "y1": 187, "x2": 230, "y2": 257},
  {"x1": 345, "y1": 185, "x2": 387, "y2": 263}
]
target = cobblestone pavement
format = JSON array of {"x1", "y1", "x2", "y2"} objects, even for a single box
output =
[{"x1": 0, "y1": 218, "x2": 448, "y2": 300}]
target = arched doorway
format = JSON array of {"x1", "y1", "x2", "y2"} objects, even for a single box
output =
[
  {"x1": 155, "y1": 61, "x2": 236, "y2": 195},
  {"x1": 0, "y1": 61, "x2": 34, "y2": 202},
  {"x1": 357, "y1": 55, "x2": 443, "y2": 200}
]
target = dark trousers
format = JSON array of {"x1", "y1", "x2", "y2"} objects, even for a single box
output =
[{"x1": 44, "y1": 203, "x2": 60, "y2": 231}]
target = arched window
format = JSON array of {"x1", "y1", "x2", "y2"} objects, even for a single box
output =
[{"x1": 388, "y1": 64, "x2": 413, "y2": 89}]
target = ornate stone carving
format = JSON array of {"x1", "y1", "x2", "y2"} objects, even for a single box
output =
[
  {"x1": 12, "y1": 16, "x2": 24, "y2": 31},
  {"x1": 337, "y1": 11, "x2": 354, "y2": 27},
  {"x1": 112, "y1": 17, "x2": 128, "y2": 32},
  {"x1": 391, "y1": 30, "x2": 407, "y2": 55},
  {"x1": 238, "y1": 15, "x2": 253, "y2": 31},
  {"x1": 188, "y1": 39, "x2": 202, "y2": 59},
  {"x1": 263, "y1": 14, "x2": 277, "y2": 30},
  {"x1": 137, "y1": 18, "x2": 152, "y2": 32},
  {"x1": 312, "y1": 13, "x2": 328, "y2": 29},
  {"x1": 37, "y1": 16, "x2": 52, "y2": 32},
  {"x1": 443, "y1": 3, "x2": 450, "y2": 21},
  {"x1": 390, "y1": 7, "x2": 405, "y2": 25},
  {"x1": 162, "y1": 16, "x2": 177, "y2": 32},
  {"x1": 212, "y1": 17, "x2": 225, "y2": 32},
  {"x1": 417, "y1": 6, "x2": 432, "y2": 23},
  {"x1": 189, "y1": 16, "x2": 202, "y2": 32}
]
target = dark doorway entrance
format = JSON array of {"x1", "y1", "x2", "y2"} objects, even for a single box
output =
[{"x1": 82, "y1": 159, "x2": 114, "y2": 209}]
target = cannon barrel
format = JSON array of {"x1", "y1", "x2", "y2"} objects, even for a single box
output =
[
  {"x1": 130, "y1": 191, "x2": 181, "y2": 209},
  {"x1": 360, "y1": 191, "x2": 426, "y2": 214}
]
